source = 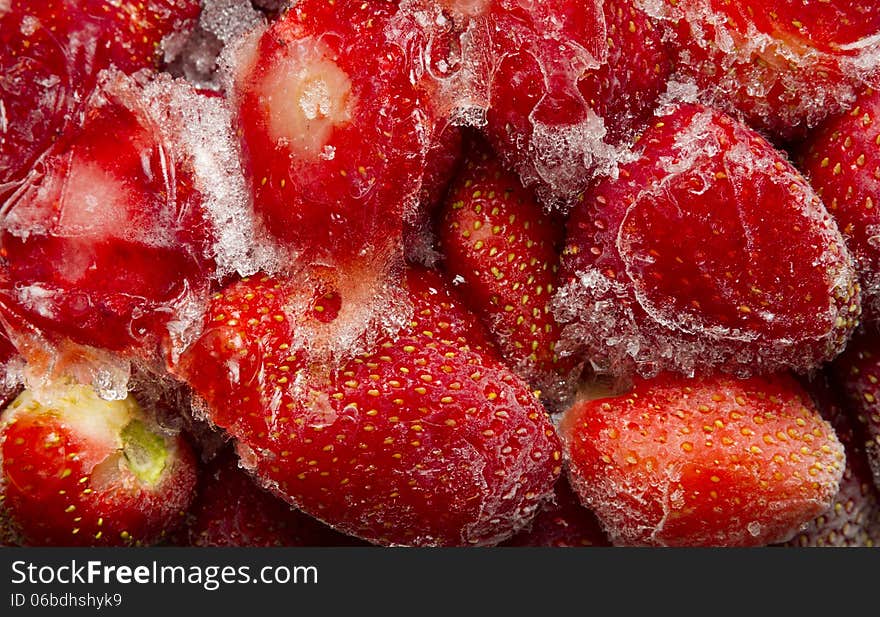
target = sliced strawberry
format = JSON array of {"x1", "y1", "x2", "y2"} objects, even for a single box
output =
[
  {"x1": 557, "y1": 103, "x2": 860, "y2": 378},
  {"x1": 178, "y1": 449, "x2": 365, "y2": 547},
  {"x1": 171, "y1": 267, "x2": 561, "y2": 546},
  {"x1": 439, "y1": 140, "x2": 577, "y2": 404},
  {"x1": 0, "y1": 383, "x2": 197, "y2": 546},
  {"x1": 0, "y1": 71, "x2": 218, "y2": 352},
  {"x1": 830, "y1": 329, "x2": 880, "y2": 489},
  {"x1": 559, "y1": 372, "x2": 845, "y2": 547},
  {"x1": 482, "y1": 0, "x2": 671, "y2": 202},
  {"x1": 230, "y1": 0, "x2": 434, "y2": 268},
  {"x1": 503, "y1": 476, "x2": 611, "y2": 547},
  {"x1": 0, "y1": 0, "x2": 200, "y2": 192},
  {"x1": 782, "y1": 374, "x2": 880, "y2": 547},
  {"x1": 799, "y1": 88, "x2": 880, "y2": 319},
  {"x1": 648, "y1": 0, "x2": 880, "y2": 140}
]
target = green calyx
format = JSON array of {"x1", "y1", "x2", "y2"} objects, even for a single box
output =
[{"x1": 120, "y1": 420, "x2": 168, "y2": 486}]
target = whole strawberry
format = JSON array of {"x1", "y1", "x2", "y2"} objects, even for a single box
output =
[
  {"x1": 645, "y1": 0, "x2": 880, "y2": 140},
  {"x1": 178, "y1": 450, "x2": 365, "y2": 547},
  {"x1": 172, "y1": 267, "x2": 561, "y2": 546},
  {"x1": 799, "y1": 88, "x2": 880, "y2": 319},
  {"x1": 439, "y1": 140, "x2": 577, "y2": 404},
  {"x1": 560, "y1": 372, "x2": 846, "y2": 546},
  {"x1": 0, "y1": 384, "x2": 197, "y2": 546},
  {"x1": 557, "y1": 103, "x2": 860, "y2": 378},
  {"x1": 229, "y1": 0, "x2": 436, "y2": 269}
]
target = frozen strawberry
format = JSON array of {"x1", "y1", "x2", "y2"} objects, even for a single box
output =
[
  {"x1": 230, "y1": 0, "x2": 434, "y2": 269},
  {"x1": 830, "y1": 329, "x2": 880, "y2": 488},
  {"x1": 560, "y1": 372, "x2": 846, "y2": 547},
  {"x1": 782, "y1": 374, "x2": 880, "y2": 547},
  {"x1": 0, "y1": 331, "x2": 20, "y2": 409},
  {"x1": 0, "y1": 71, "x2": 217, "y2": 352},
  {"x1": 556, "y1": 103, "x2": 861, "y2": 378},
  {"x1": 482, "y1": 0, "x2": 671, "y2": 202},
  {"x1": 799, "y1": 89, "x2": 880, "y2": 319},
  {"x1": 647, "y1": 0, "x2": 880, "y2": 140},
  {"x1": 0, "y1": 1, "x2": 200, "y2": 192},
  {"x1": 439, "y1": 140, "x2": 577, "y2": 404},
  {"x1": 0, "y1": 383, "x2": 197, "y2": 546},
  {"x1": 179, "y1": 450, "x2": 364, "y2": 547},
  {"x1": 503, "y1": 476, "x2": 611, "y2": 547},
  {"x1": 172, "y1": 267, "x2": 561, "y2": 546}
]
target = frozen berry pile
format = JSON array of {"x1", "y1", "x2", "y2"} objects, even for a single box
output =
[{"x1": 1, "y1": 0, "x2": 880, "y2": 547}]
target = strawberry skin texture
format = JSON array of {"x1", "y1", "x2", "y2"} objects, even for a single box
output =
[
  {"x1": 783, "y1": 374, "x2": 880, "y2": 547},
  {"x1": 439, "y1": 141, "x2": 576, "y2": 397},
  {"x1": 799, "y1": 89, "x2": 880, "y2": 319},
  {"x1": 0, "y1": 387, "x2": 197, "y2": 547},
  {"x1": 558, "y1": 103, "x2": 860, "y2": 377},
  {"x1": 231, "y1": 0, "x2": 434, "y2": 266},
  {"x1": 0, "y1": 72, "x2": 215, "y2": 351},
  {"x1": 180, "y1": 450, "x2": 365, "y2": 547},
  {"x1": 503, "y1": 476, "x2": 611, "y2": 547},
  {"x1": 648, "y1": 0, "x2": 880, "y2": 140},
  {"x1": 0, "y1": 0, "x2": 200, "y2": 191},
  {"x1": 172, "y1": 267, "x2": 562, "y2": 546},
  {"x1": 830, "y1": 329, "x2": 880, "y2": 490},
  {"x1": 560, "y1": 373, "x2": 845, "y2": 547}
]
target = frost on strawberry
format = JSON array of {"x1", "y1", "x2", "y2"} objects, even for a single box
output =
[
  {"x1": 0, "y1": 0, "x2": 200, "y2": 194},
  {"x1": 171, "y1": 267, "x2": 561, "y2": 546},
  {"x1": 556, "y1": 103, "x2": 861, "y2": 378},
  {"x1": 560, "y1": 372, "x2": 846, "y2": 547},
  {"x1": 642, "y1": 0, "x2": 880, "y2": 140},
  {"x1": 228, "y1": 1, "x2": 437, "y2": 272},
  {"x1": 0, "y1": 70, "x2": 264, "y2": 374},
  {"x1": 0, "y1": 383, "x2": 197, "y2": 546},
  {"x1": 799, "y1": 88, "x2": 880, "y2": 320}
]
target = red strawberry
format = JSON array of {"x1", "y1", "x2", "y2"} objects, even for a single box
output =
[
  {"x1": 483, "y1": 0, "x2": 671, "y2": 202},
  {"x1": 0, "y1": 383, "x2": 197, "y2": 546},
  {"x1": 503, "y1": 476, "x2": 611, "y2": 547},
  {"x1": 647, "y1": 0, "x2": 880, "y2": 140},
  {"x1": 559, "y1": 372, "x2": 846, "y2": 547},
  {"x1": 830, "y1": 328, "x2": 880, "y2": 488},
  {"x1": 799, "y1": 88, "x2": 880, "y2": 319},
  {"x1": 230, "y1": 0, "x2": 435, "y2": 269},
  {"x1": 178, "y1": 449, "x2": 365, "y2": 547},
  {"x1": 171, "y1": 267, "x2": 561, "y2": 546},
  {"x1": 782, "y1": 374, "x2": 880, "y2": 547},
  {"x1": 0, "y1": 71, "x2": 223, "y2": 352},
  {"x1": 557, "y1": 103, "x2": 860, "y2": 378},
  {"x1": 0, "y1": 0, "x2": 200, "y2": 192},
  {"x1": 439, "y1": 140, "x2": 577, "y2": 404}
]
